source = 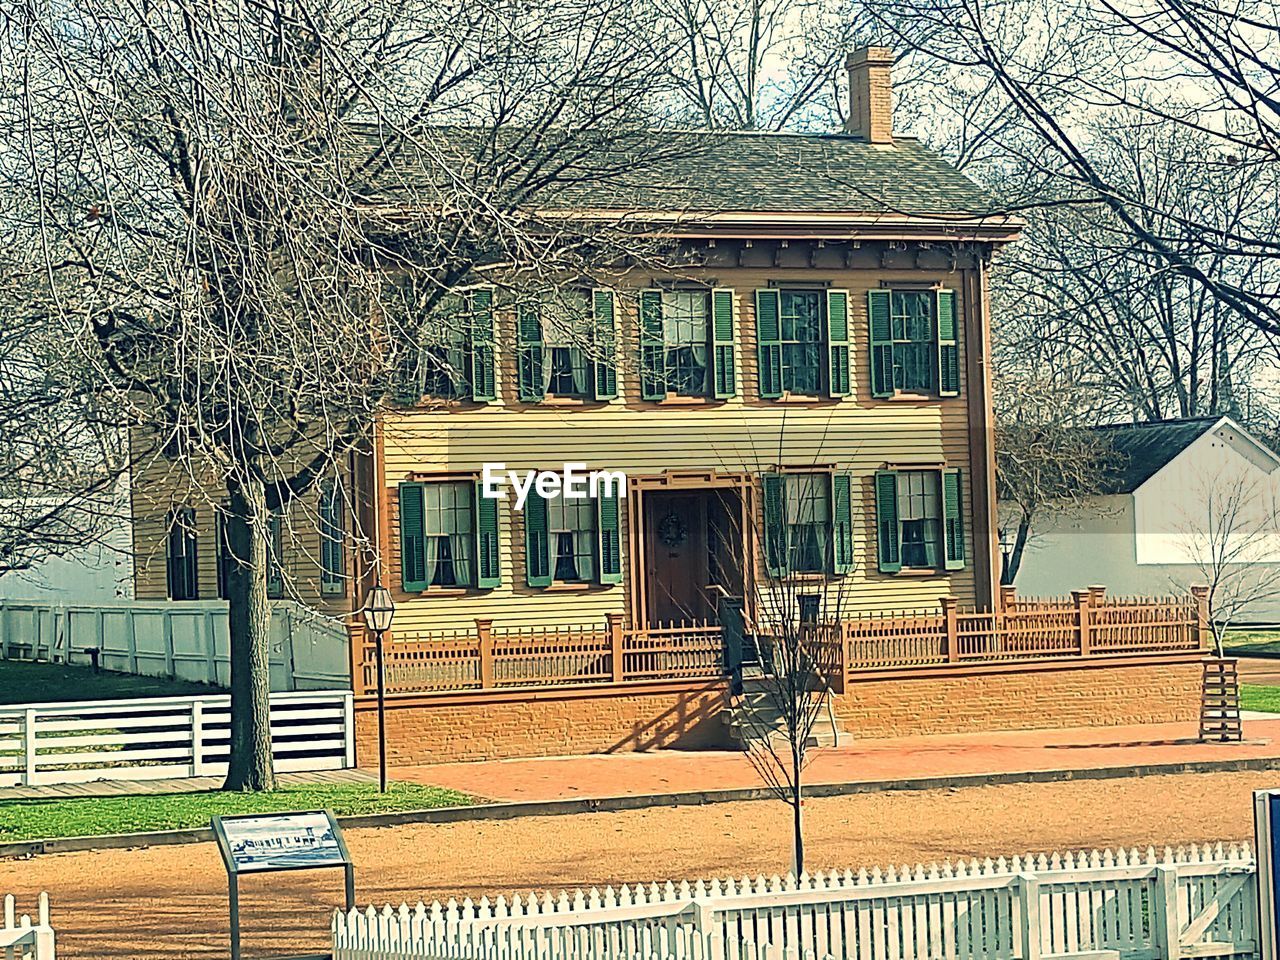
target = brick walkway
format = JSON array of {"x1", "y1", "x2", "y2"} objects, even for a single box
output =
[
  {"x1": 387, "y1": 715, "x2": 1280, "y2": 803},
  {"x1": 0, "y1": 768, "x2": 375, "y2": 801}
]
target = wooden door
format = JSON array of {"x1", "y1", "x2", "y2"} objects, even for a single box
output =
[{"x1": 645, "y1": 492, "x2": 711, "y2": 626}]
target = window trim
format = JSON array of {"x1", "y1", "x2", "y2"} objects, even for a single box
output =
[
  {"x1": 875, "y1": 466, "x2": 966, "y2": 574},
  {"x1": 399, "y1": 479, "x2": 483, "y2": 593},
  {"x1": 868, "y1": 286, "x2": 961, "y2": 401},
  {"x1": 319, "y1": 481, "x2": 346, "y2": 597},
  {"x1": 166, "y1": 506, "x2": 199, "y2": 601}
]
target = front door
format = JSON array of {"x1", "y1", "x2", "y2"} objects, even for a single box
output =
[{"x1": 645, "y1": 492, "x2": 712, "y2": 626}]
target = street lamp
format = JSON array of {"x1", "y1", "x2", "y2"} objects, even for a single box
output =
[{"x1": 360, "y1": 582, "x2": 395, "y2": 792}]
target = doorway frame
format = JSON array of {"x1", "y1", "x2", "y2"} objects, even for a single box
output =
[{"x1": 627, "y1": 470, "x2": 754, "y2": 629}]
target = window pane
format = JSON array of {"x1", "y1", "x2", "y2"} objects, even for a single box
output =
[
  {"x1": 422, "y1": 295, "x2": 472, "y2": 399},
  {"x1": 548, "y1": 495, "x2": 595, "y2": 582},
  {"x1": 423, "y1": 481, "x2": 473, "y2": 586},
  {"x1": 897, "y1": 471, "x2": 941, "y2": 568},
  {"x1": 542, "y1": 291, "x2": 593, "y2": 398},
  {"x1": 784, "y1": 473, "x2": 830, "y2": 573},
  {"x1": 779, "y1": 291, "x2": 824, "y2": 395},
  {"x1": 890, "y1": 291, "x2": 935, "y2": 393},
  {"x1": 661, "y1": 291, "x2": 710, "y2": 397}
]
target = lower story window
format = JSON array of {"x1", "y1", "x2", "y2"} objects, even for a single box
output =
[
  {"x1": 166, "y1": 507, "x2": 199, "y2": 601},
  {"x1": 549, "y1": 496, "x2": 596, "y2": 583},
  {"x1": 897, "y1": 471, "x2": 942, "y2": 569},
  {"x1": 875, "y1": 467, "x2": 965, "y2": 573},
  {"x1": 424, "y1": 481, "x2": 473, "y2": 587},
  {"x1": 785, "y1": 473, "x2": 830, "y2": 573},
  {"x1": 319, "y1": 482, "x2": 345, "y2": 596}
]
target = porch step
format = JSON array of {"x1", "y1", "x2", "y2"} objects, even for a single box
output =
[
  {"x1": 724, "y1": 682, "x2": 844, "y2": 751},
  {"x1": 1199, "y1": 658, "x2": 1242, "y2": 743}
]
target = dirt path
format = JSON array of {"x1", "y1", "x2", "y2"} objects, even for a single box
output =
[{"x1": 2, "y1": 770, "x2": 1271, "y2": 959}]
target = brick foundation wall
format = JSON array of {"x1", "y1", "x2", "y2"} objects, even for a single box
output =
[
  {"x1": 355, "y1": 681, "x2": 728, "y2": 765},
  {"x1": 831, "y1": 657, "x2": 1204, "y2": 738},
  {"x1": 357, "y1": 656, "x2": 1203, "y2": 765}
]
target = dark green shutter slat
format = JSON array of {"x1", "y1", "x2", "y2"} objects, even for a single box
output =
[
  {"x1": 474, "y1": 481, "x2": 501, "y2": 587},
  {"x1": 517, "y1": 304, "x2": 544, "y2": 402},
  {"x1": 591, "y1": 289, "x2": 618, "y2": 401},
  {"x1": 524, "y1": 490, "x2": 551, "y2": 587},
  {"x1": 943, "y1": 469, "x2": 966, "y2": 570},
  {"x1": 874, "y1": 470, "x2": 901, "y2": 573},
  {"x1": 468, "y1": 287, "x2": 497, "y2": 401},
  {"x1": 826, "y1": 289, "x2": 851, "y2": 397},
  {"x1": 711, "y1": 288, "x2": 736, "y2": 399},
  {"x1": 830, "y1": 473, "x2": 854, "y2": 575},
  {"x1": 762, "y1": 472, "x2": 787, "y2": 577},
  {"x1": 639, "y1": 289, "x2": 666, "y2": 401},
  {"x1": 755, "y1": 290, "x2": 782, "y2": 398},
  {"x1": 596, "y1": 492, "x2": 622, "y2": 584},
  {"x1": 868, "y1": 290, "x2": 894, "y2": 399},
  {"x1": 398, "y1": 483, "x2": 427, "y2": 592},
  {"x1": 936, "y1": 290, "x2": 960, "y2": 397}
]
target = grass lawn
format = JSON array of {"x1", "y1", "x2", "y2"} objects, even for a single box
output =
[
  {"x1": 1241, "y1": 684, "x2": 1280, "y2": 713},
  {"x1": 0, "y1": 782, "x2": 475, "y2": 842},
  {"x1": 0, "y1": 660, "x2": 223, "y2": 705},
  {"x1": 1223, "y1": 628, "x2": 1280, "y2": 657}
]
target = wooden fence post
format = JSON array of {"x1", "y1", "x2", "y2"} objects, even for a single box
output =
[
  {"x1": 476, "y1": 619, "x2": 495, "y2": 689},
  {"x1": 23, "y1": 707, "x2": 37, "y2": 787},
  {"x1": 1152, "y1": 864, "x2": 1181, "y2": 960},
  {"x1": 942, "y1": 597, "x2": 960, "y2": 663},
  {"x1": 191, "y1": 699, "x2": 204, "y2": 777},
  {"x1": 1016, "y1": 873, "x2": 1042, "y2": 960},
  {"x1": 607, "y1": 613, "x2": 626, "y2": 683},
  {"x1": 999, "y1": 584, "x2": 1017, "y2": 610},
  {"x1": 1191, "y1": 585, "x2": 1211, "y2": 650},
  {"x1": 1073, "y1": 590, "x2": 1092, "y2": 657}
]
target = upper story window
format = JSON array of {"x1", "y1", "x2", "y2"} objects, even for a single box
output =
[
  {"x1": 638, "y1": 288, "x2": 738, "y2": 400},
  {"x1": 869, "y1": 289, "x2": 960, "y2": 399},
  {"x1": 398, "y1": 287, "x2": 496, "y2": 404},
  {"x1": 398, "y1": 480, "x2": 501, "y2": 591},
  {"x1": 755, "y1": 289, "x2": 850, "y2": 399},
  {"x1": 517, "y1": 289, "x2": 617, "y2": 403},
  {"x1": 166, "y1": 506, "x2": 199, "y2": 600},
  {"x1": 761, "y1": 471, "x2": 854, "y2": 578},
  {"x1": 875, "y1": 468, "x2": 966, "y2": 573}
]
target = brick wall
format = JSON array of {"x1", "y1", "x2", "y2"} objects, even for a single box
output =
[
  {"x1": 831, "y1": 658, "x2": 1203, "y2": 738},
  {"x1": 354, "y1": 681, "x2": 728, "y2": 765},
  {"x1": 357, "y1": 657, "x2": 1203, "y2": 765}
]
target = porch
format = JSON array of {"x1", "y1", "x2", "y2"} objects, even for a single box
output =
[{"x1": 352, "y1": 586, "x2": 1208, "y2": 697}]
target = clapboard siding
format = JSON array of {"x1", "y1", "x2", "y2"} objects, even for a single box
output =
[{"x1": 382, "y1": 263, "x2": 986, "y2": 634}]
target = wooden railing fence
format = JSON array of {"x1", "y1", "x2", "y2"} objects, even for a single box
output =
[
  {"x1": 358, "y1": 587, "x2": 1207, "y2": 698},
  {"x1": 0, "y1": 894, "x2": 54, "y2": 960}
]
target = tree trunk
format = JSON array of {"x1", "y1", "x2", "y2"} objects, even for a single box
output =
[
  {"x1": 791, "y1": 736, "x2": 804, "y2": 876},
  {"x1": 223, "y1": 477, "x2": 277, "y2": 792},
  {"x1": 1003, "y1": 515, "x2": 1032, "y2": 585}
]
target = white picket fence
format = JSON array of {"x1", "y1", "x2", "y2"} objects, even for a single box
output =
[
  {"x1": 332, "y1": 843, "x2": 1257, "y2": 960},
  {"x1": 0, "y1": 894, "x2": 54, "y2": 960},
  {"x1": 0, "y1": 690, "x2": 354, "y2": 787},
  {"x1": 0, "y1": 599, "x2": 349, "y2": 691}
]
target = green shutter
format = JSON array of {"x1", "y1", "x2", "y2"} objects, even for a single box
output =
[
  {"x1": 942, "y1": 468, "x2": 966, "y2": 570},
  {"x1": 265, "y1": 513, "x2": 284, "y2": 598},
  {"x1": 398, "y1": 483, "x2": 427, "y2": 592},
  {"x1": 868, "y1": 290, "x2": 894, "y2": 398},
  {"x1": 936, "y1": 289, "x2": 960, "y2": 397},
  {"x1": 755, "y1": 289, "x2": 783, "y2": 398},
  {"x1": 830, "y1": 472, "x2": 854, "y2": 575},
  {"x1": 826, "y1": 289, "x2": 851, "y2": 398},
  {"x1": 473, "y1": 480, "x2": 501, "y2": 587},
  {"x1": 762, "y1": 472, "x2": 787, "y2": 578},
  {"x1": 516, "y1": 303, "x2": 544, "y2": 402},
  {"x1": 596, "y1": 492, "x2": 622, "y2": 584},
  {"x1": 639, "y1": 289, "x2": 666, "y2": 401},
  {"x1": 524, "y1": 490, "x2": 552, "y2": 587},
  {"x1": 711, "y1": 288, "x2": 736, "y2": 399},
  {"x1": 591, "y1": 289, "x2": 618, "y2": 401},
  {"x1": 874, "y1": 470, "x2": 901, "y2": 573},
  {"x1": 468, "y1": 287, "x2": 496, "y2": 401}
]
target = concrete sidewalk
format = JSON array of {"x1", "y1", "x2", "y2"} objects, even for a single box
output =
[{"x1": 388, "y1": 715, "x2": 1280, "y2": 803}]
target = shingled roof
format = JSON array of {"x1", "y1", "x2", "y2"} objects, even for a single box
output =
[
  {"x1": 1090, "y1": 418, "x2": 1221, "y2": 494},
  {"x1": 356, "y1": 127, "x2": 1001, "y2": 220}
]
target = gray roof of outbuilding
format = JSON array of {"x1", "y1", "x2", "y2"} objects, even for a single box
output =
[
  {"x1": 1090, "y1": 418, "x2": 1221, "y2": 494},
  {"x1": 356, "y1": 127, "x2": 1000, "y2": 219}
]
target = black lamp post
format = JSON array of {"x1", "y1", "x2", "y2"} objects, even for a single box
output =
[{"x1": 360, "y1": 582, "x2": 395, "y2": 792}]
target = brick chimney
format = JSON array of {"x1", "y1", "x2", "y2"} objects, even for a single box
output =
[{"x1": 845, "y1": 47, "x2": 894, "y2": 144}]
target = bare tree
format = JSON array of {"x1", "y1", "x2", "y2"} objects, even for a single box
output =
[
  {"x1": 2, "y1": 0, "x2": 687, "y2": 790},
  {"x1": 1177, "y1": 468, "x2": 1280, "y2": 656}
]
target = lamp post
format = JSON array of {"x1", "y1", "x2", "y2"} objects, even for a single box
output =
[{"x1": 360, "y1": 582, "x2": 395, "y2": 792}]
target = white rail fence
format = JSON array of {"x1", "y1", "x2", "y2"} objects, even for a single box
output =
[
  {"x1": 333, "y1": 843, "x2": 1256, "y2": 960},
  {"x1": 0, "y1": 894, "x2": 54, "y2": 960},
  {"x1": 0, "y1": 691, "x2": 354, "y2": 787},
  {"x1": 0, "y1": 599, "x2": 349, "y2": 691}
]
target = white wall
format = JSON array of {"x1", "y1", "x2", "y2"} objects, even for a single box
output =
[{"x1": 0, "y1": 520, "x2": 134, "y2": 603}]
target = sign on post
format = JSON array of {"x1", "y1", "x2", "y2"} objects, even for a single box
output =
[
  {"x1": 212, "y1": 810, "x2": 354, "y2": 960},
  {"x1": 1256, "y1": 789, "x2": 1280, "y2": 960}
]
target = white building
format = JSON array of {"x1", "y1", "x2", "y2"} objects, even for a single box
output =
[{"x1": 1011, "y1": 417, "x2": 1280, "y2": 626}]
